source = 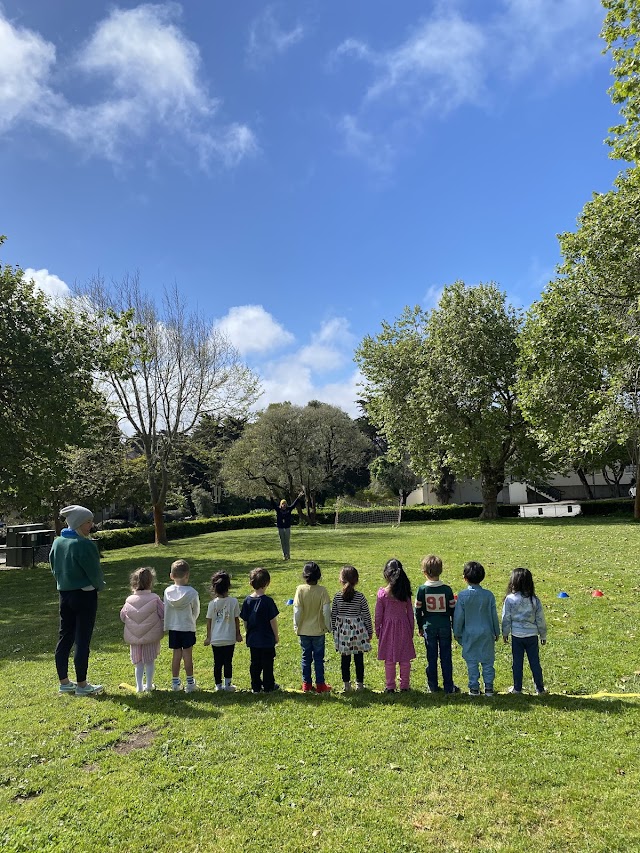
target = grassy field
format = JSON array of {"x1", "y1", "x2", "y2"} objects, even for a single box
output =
[{"x1": 0, "y1": 517, "x2": 639, "y2": 852}]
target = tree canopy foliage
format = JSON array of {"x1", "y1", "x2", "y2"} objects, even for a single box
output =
[
  {"x1": 0, "y1": 238, "x2": 101, "y2": 518},
  {"x1": 357, "y1": 282, "x2": 545, "y2": 518},
  {"x1": 603, "y1": 0, "x2": 640, "y2": 163},
  {"x1": 220, "y1": 401, "x2": 373, "y2": 523}
]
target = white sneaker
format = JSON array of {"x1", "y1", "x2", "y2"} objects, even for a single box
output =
[
  {"x1": 224, "y1": 684, "x2": 237, "y2": 692},
  {"x1": 171, "y1": 680, "x2": 182, "y2": 691},
  {"x1": 507, "y1": 686, "x2": 522, "y2": 694},
  {"x1": 343, "y1": 681, "x2": 353, "y2": 693},
  {"x1": 185, "y1": 680, "x2": 197, "y2": 693},
  {"x1": 355, "y1": 682, "x2": 365, "y2": 691}
]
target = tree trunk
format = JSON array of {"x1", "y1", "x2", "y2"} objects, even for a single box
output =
[
  {"x1": 148, "y1": 463, "x2": 169, "y2": 546},
  {"x1": 308, "y1": 493, "x2": 317, "y2": 526},
  {"x1": 153, "y1": 503, "x2": 168, "y2": 546},
  {"x1": 478, "y1": 467, "x2": 504, "y2": 520},
  {"x1": 576, "y1": 468, "x2": 594, "y2": 500},
  {"x1": 635, "y1": 488, "x2": 640, "y2": 520},
  {"x1": 433, "y1": 465, "x2": 456, "y2": 505}
]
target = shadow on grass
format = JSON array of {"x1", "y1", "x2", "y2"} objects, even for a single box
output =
[{"x1": 100, "y1": 685, "x2": 638, "y2": 717}]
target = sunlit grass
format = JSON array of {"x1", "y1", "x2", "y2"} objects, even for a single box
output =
[{"x1": 0, "y1": 518, "x2": 638, "y2": 852}]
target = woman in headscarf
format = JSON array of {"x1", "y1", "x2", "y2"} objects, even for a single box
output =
[{"x1": 50, "y1": 504, "x2": 105, "y2": 696}]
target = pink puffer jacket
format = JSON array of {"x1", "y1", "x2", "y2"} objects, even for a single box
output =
[{"x1": 120, "y1": 591, "x2": 164, "y2": 645}]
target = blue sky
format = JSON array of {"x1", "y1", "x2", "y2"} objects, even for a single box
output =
[{"x1": 0, "y1": 0, "x2": 622, "y2": 416}]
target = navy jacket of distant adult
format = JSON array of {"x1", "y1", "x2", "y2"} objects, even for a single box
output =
[{"x1": 270, "y1": 495, "x2": 302, "y2": 529}]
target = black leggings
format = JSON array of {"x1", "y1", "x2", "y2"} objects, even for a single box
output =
[
  {"x1": 55, "y1": 589, "x2": 98, "y2": 682},
  {"x1": 212, "y1": 644, "x2": 235, "y2": 683},
  {"x1": 341, "y1": 653, "x2": 364, "y2": 683}
]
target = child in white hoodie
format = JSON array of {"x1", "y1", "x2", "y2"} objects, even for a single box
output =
[
  {"x1": 164, "y1": 559, "x2": 200, "y2": 692},
  {"x1": 120, "y1": 567, "x2": 165, "y2": 693}
]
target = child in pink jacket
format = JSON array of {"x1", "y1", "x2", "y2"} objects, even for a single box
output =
[{"x1": 120, "y1": 567, "x2": 165, "y2": 692}]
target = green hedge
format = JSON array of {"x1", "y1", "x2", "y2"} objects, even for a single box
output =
[
  {"x1": 94, "y1": 498, "x2": 636, "y2": 551},
  {"x1": 96, "y1": 511, "x2": 276, "y2": 551},
  {"x1": 578, "y1": 498, "x2": 634, "y2": 516}
]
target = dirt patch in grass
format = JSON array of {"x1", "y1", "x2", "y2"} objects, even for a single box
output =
[
  {"x1": 113, "y1": 726, "x2": 157, "y2": 755},
  {"x1": 13, "y1": 788, "x2": 42, "y2": 803}
]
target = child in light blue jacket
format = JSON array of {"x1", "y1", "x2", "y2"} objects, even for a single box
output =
[
  {"x1": 502, "y1": 568, "x2": 547, "y2": 695},
  {"x1": 453, "y1": 561, "x2": 500, "y2": 696}
]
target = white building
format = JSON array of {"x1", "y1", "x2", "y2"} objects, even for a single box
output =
[{"x1": 407, "y1": 468, "x2": 634, "y2": 506}]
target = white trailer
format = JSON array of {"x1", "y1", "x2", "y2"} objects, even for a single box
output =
[{"x1": 519, "y1": 501, "x2": 582, "y2": 518}]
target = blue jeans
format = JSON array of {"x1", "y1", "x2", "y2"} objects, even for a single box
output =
[
  {"x1": 512, "y1": 635, "x2": 544, "y2": 691},
  {"x1": 465, "y1": 659, "x2": 495, "y2": 692},
  {"x1": 424, "y1": 626, "x2": 455, "y2": 692},
  {"x1": 300, "y1": 635, "x2": 325, "y2": 684}
]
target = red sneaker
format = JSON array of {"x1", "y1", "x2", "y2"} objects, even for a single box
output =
[
  {"x1": 301, "y1": 682, "x2": 313, "y2": 692},
  {"x1": 315, "y1": 683, "x2": 332, "y2": 693}
]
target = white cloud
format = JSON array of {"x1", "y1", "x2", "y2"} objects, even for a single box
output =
[
  {"x1": 0, "y1": 13, "x2": 56, "y2": 131},
  {"x1": 298, "y1": 317, "x2": 355, "y2": 373},
  {"x1": 0, "y1": 4, "x2": 256, "y2": 167},
  {"x1": 333, "y1": 0, "x2": 603, "y2": 169},
  {"x1": 215, "y1": 305, "x2": 295, "y2": 355},
  {"x1": 247, "y1": 5, "x2": 306, "y2": 66},
  {"x1": 23, "y1": 267, "x2": 71, "y2": 299},
  {"x1": 257, "y1": 366, "x2": 362, "y2": 417},
  {"x1": 498, "y1": 0, "x2": 603, "y2": 79},
  {"x1": 423, "y1": 284, "x2": 444, "y2": 310}
]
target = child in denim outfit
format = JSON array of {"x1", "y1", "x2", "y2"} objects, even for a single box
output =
[
  {"x1": 453, "y1": 561, "x2": 500, "y2": 696},
  {"x1": 502, "y1": 567, "x2": 547, "y2": 695}
]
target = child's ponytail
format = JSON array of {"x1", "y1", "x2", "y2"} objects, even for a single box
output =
[{"x1": 340, "y1": 565, "x2": 358, "y2": 602}]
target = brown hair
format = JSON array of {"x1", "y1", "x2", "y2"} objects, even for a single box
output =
[
  {"x1": 339, "y1": 565, "x2": 359, "y2": 602},
  {"x1": 249, "y1": 567, "x2": 270, "y2": 590},
  {"x1": 170, "y1": 559, "x2": 190, "y2": 579},
  {"x1": 130, "y1": 566, "x2": 156, "y2": 592},
  {"x1": 421, "y1": 554, "x2": 443, "y2": 578}
]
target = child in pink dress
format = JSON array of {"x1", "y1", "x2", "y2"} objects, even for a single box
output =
[
  {"x1": 120, "y1": 567, "x2": 165, "y2": 693},
  {"x1": 375, "y1": 558, "x2": 416, "y2": 692}
]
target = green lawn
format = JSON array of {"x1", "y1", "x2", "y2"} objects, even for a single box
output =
[{"x1": 1, "y1": 518, "x2": 639, "y2": 852}]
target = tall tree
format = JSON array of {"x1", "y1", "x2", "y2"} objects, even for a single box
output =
[
  {"x1": 0, "y1": 238, "x2": 99, "y2": 520},
  {"x1": 84, "y1": 274, "x2": 259, "y2": 545},
  {"x1": 602, "y1": 0, "x2": 640, "y2": 163},
  {"x1": 369, "y1": 455, "x2": 419, "y2": 505},
  {"x1": 220, "y1": 401, "x2": 373, "y2": 523},
  {"x1": 357, "y1": 282, "x2": 545, "y2": 519},
  {"x1": 517, "y1": 274, "x2": 636, "y2": 503}
]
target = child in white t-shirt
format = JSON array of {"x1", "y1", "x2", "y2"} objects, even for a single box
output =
[{"x1": 204, "y1": 571, "x2": 242, "y2": 691}]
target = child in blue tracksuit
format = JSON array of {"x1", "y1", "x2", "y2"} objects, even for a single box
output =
[{"x1": 453, "y1": 561, "x2": 500, "y2": 696}]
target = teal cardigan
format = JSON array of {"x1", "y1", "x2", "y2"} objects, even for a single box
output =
[{"x1": 50, "y1": 529, "x2": 105, "y2": 591}]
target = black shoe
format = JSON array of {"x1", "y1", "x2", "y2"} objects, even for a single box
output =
[{"x1": 445, "y1": 685, "x2": 461, "y2": 694}]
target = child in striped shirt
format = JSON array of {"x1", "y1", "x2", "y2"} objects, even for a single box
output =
[{"x1": 331, "y1": 566, "x2": 373, "y2": 692}]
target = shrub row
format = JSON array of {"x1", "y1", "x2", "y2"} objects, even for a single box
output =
[
  {"x1": 94, "y1": 498, "x2": 635, "y2": 551},
  {"x1": 96, "y1": 511, "x2": 275, "y2": 551}
]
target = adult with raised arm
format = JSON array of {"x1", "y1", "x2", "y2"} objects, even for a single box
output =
[
  {"x1": 50, "y1": 504, "x2": 105, "y2": 696},
  {"x1": 269, "y1": 492, "x2": 304, "y2": 561}
]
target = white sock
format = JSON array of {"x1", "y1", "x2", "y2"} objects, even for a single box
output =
[
  {"x1": 145, "y1": 662, "x2": 155, "y2": 689},
  {"x1": 224, "y1": 676, "x2": 232, "y2": 687},
  {"x1": 134, "y1": 662, "x2": 145, "y2": 692}
]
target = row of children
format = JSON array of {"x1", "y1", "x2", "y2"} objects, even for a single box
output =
[{"x1": 121, "y1": 555, "x2": 547, "y2": 696}]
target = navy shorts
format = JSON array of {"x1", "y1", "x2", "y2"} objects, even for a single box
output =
[{"x1": 168, "y1": 630, "x2": 196, "y2": 650}]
